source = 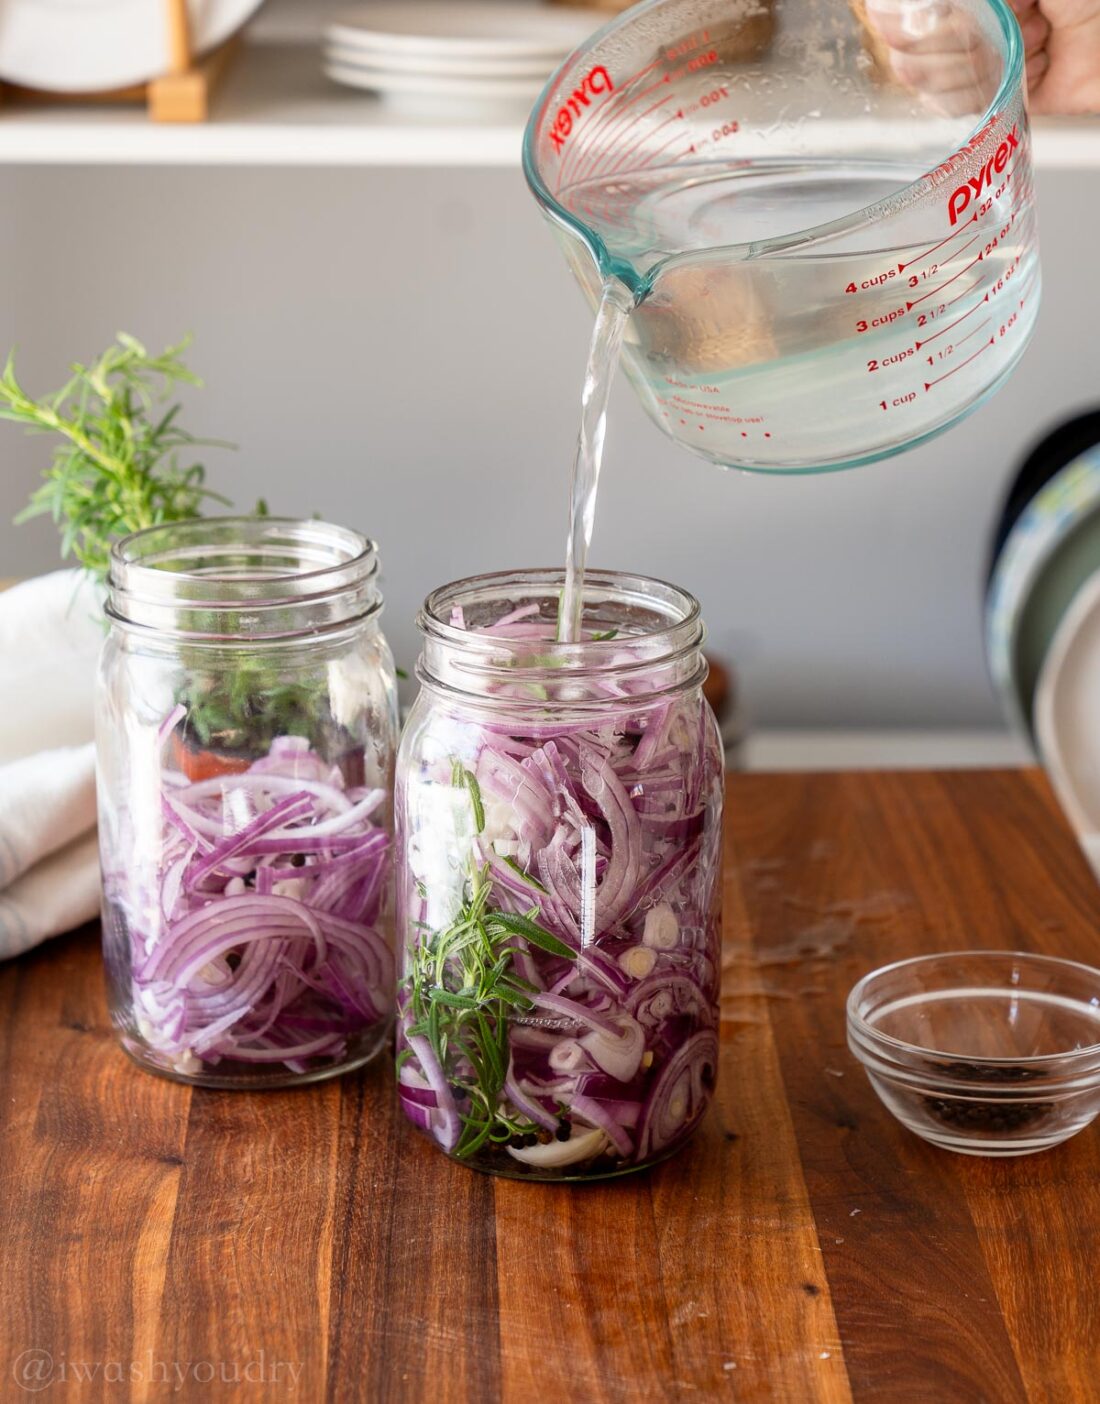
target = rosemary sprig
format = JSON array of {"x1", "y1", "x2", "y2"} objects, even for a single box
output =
[
  {"x1": 1, "y1": 334, "x2": 232, "y2": 580},
  {"x1": 1, "y1": 332, "x2": 349, "y2": 760},
  {"x1": 182, "y1": 657, "x2": 331, "y2": 754},
  {"x1": 403, "y1": 765, "x2": 576, "y2": 1158}
]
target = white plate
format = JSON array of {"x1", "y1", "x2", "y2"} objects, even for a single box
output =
[
  {"x1": 0, "y1": 0, "x2": 265, "y2": 94},
  {"x1": 328, "y1": 3, "x2": 601, "y2": 57},
  {"x1": 324, "y1": 35, "x2": 562, "y2": 78},
  {"x1": 324, "y1": 60, "x2": 547, "y2": 101},
  {"x1": 1035, "y1": 568, "x2": 1100, "y2": 879}
]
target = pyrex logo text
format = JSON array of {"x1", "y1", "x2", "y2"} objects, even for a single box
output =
[
  {"x1": 947, "y1": 125, "x2": 1019, "y2": 224},
  {"x1": 548, "y1": 66, "x2": 614, "y2": 153}
]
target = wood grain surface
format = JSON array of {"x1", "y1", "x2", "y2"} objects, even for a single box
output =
[{"x1": 1, "y1": 770, "x2": 1097, "y2": 1403}]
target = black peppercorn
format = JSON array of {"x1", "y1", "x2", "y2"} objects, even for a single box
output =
[{"x1": 922, "y1": 1063, "x2": 1053, "y2": 1133}]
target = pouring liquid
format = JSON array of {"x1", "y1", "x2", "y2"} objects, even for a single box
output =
[{"x1": 560, "y1": 279, "x2": 632, "y2": 643}]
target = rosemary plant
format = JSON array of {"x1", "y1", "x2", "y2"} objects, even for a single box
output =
[
  {"x1": 399, "y1": 767, "x2": 578, "y2": 1158},
  {"x1": 2, "y1": 333, "x2": 332, "y2": 759},
  {"x1": 0, "y1": 334, "x2": 230, "y2": 580}
]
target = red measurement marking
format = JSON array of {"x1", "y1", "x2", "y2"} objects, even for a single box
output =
[
  {"x1": 914, "y1": 296, "x2": 989, "y2": 350},
  {"x1": 953, "y1": 316, "x2": 993, "y2": 353},
  {"x1": 567, "y1": 80, "x2": 661, "y2": 183},
  {"x1": 924, "y1": 335, "x2": 994, "y2": 390},
  {"x1": 1005, "y1": 185, "x2": 1030, "y2": 219},
  {"x1": 907, "y1": 250, "x2": 983, "y2": 308},
  {"x1": 1015, "y1": 272, "x2": 1038, "y2": 307},
  {"x1": 897, "y1": 213, "x2": 978, "y2": 273},
  {"x1": 611, "y1": 103, "x2": 686, "y2": 172},
  {"x1": 561, "y1": 85, "x2": 673, "y2": 189},
  {"x1": 581, "y1": 74, "x2": 672, "y2": 181},
  {"x1": 558, "y1": 108, "x2": 614, "y2": 189},
  {"x1": 628, "y1": 124, "x2": 692, "y2": 175},
  {"x1": 567, "y1": 90, "x2": 675, "y2": 187},
  {"x1": 943, "y1": 275, "x2": 984, "y2": 312},
  {"x1": 908, "y1": 231, "x2": 979, "y2": 287},
  {"x1": 615, "y1": 55, "x2": 663, "y2": 89}
]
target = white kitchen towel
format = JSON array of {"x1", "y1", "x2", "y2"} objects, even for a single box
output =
[
  {"x1": 0, "y1": 570, "x2": 104, "y2": 955},
  {"x1": 0, "y1": 569, "x2": 103, "y2": 763},
  {"x1": 0, "y1": 828, "x2": 101, "y2": 960}
]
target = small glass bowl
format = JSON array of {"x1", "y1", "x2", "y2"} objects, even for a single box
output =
[{"x1": 847, "y1": 951, "x2": 1100, "y2": 1156}]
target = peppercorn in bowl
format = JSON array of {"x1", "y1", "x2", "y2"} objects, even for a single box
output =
[{"x1": 847, "y1": 952, "x2": 1100, "y2": 1156}]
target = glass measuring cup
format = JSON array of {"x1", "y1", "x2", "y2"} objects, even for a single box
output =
[{"x1": 523, "y1": 0, "x2": 1039, "y2": 473}]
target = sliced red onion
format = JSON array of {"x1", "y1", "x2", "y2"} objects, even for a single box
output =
[
  {"x1": 183, "y1": 792, "x2": 314, "y2": 891},
  {"x1": 569, "y1": 1093, "x2": 633, "y2": 1157},
  {"x1": 625, "y1": 973, "x2": 714, "y2": 1028},
  {"x1": 580, "y1": 1014, "x2": 645, "y2": 1082},
  {"x1": 503, "y1": 1070, "x2": 561, "y2": 1132},
  {"x1": 157, "y1": 703, "x2": 187, "y2": 747},
  {"x1": 636, "y1": 1031, "x2": 718, "y2": 1161},
  {"x1": 398, "y1": 1096, "x2": 435, "y2": 1133},
  {"x1": 548, "y1": 1039, "x2": 589, "y2": 1074},
  {"x1": 214, "y1": 1032, "x2": 350, "y2": 1063},
  {"x1": 405, "y1": 1033, "x2": 460, "y2": 1153},
  {"x1": 112, "y1": 730, "x2": 393, "y2": 1077},
  {"x1": 532, "y1": 992, "x2": 622, "y2": 1039},
  {"x1": 579, "y1": 752, "x2": 642, "y2": 929},
  {"x1": 398, "y1": 1083, "x2": 438, "y2": 1109}
]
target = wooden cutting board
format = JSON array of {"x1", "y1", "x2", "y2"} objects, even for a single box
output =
[{"x1": 0, "y1": 769, "x2": 1097, "y2": 1401}]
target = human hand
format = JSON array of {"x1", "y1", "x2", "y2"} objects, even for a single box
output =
[
  {"x1": 863, "y1": 0, "x2": 1100, "y2": 115},
  {"x1": 1016, "y1": 0, "x2": 1100, "y2": 113}
]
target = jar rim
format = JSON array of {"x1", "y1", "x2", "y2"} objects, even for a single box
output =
[
  {"x1": 417, "y1": 567, "x2": 706, "y2": 706},
  {"x1": 107, "y1": 516, "x2": 382, "y2": 641}
]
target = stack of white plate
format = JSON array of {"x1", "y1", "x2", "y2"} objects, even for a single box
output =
[{"x1": 324, "y1": 2, "x2": 603, "y2": 111}]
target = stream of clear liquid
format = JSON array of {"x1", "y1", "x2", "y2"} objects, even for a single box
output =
[{"x1": 559, "y1": 279, "x2": 633, "y2": 644}]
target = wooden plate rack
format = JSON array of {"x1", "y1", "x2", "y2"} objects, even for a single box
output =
[{"x1": 0, "y1": 0, "x2": 240, "y2": 123}]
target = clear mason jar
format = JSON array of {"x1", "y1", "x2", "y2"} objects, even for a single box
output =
[
  {"x1": 395, "y1": 569, "x2": 724, "y2": 1178},
  {"x1": 96, "y1": 518, "x2": 399, "y2": 1088}
]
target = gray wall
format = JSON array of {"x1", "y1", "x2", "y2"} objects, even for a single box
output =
[{"x1": 0, "y1": 163, "x2": 1090, "y2": 725}]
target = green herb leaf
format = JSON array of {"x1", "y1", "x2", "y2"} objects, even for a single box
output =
[
  {"x1": 452, "y1": 763, "x2": 485, "y2": 834},
  {"x1": 402, "y1": 828, "x2": 575, "y2": 1159},
  {"x1": 484, "y1": 910, "x2": 578, "y2": 959},
  {"x1": 500, "y1": 855, "x2": 548, "y2": 894},
  {"x1": 1, "y1": 334, "x2": 234, "y2": 581},
  {"x1": 428, "y1": 989, "x2": 483, "y2": 1011}
]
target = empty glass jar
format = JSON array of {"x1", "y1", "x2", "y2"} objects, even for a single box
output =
[
  {"x1": 395, "y1": 568, "x2": 724, "y2": 1178},
  {"x1": 96, "y1": 518, "x2": 398, "y2": 1087}
]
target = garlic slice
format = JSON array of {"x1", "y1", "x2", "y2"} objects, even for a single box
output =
[{"x1": 506, "y1": 1126, "x2": 608, "y2": 1168}]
